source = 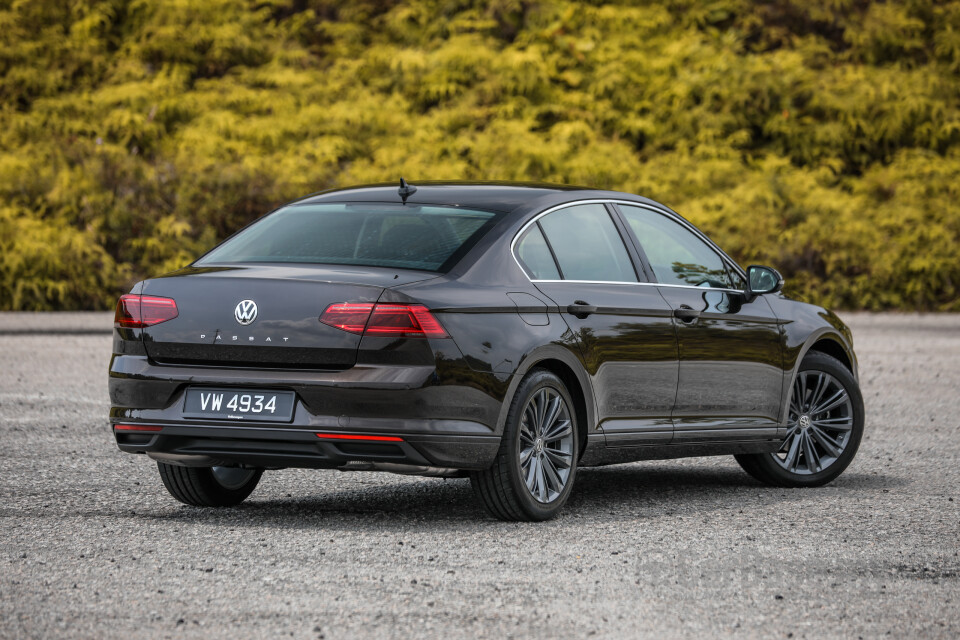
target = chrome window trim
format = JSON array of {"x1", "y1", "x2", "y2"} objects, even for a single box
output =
[
  {"x1": 529, "y1": 279, "x2": 745, "y2": 295},
  {"x1": 513, "y1": 200, "x2": 640, "y2": 283},
  {"x1": 510, "y1": 199, "x2": 747, "y2": 289}
]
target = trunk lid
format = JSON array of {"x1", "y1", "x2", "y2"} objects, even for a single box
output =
[{"x1": 139, "y1": 265, "x2": 437, "y2": 369}]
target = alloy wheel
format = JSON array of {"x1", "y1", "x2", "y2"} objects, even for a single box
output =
[
  {"x1": 773, "y1": 370, "x2": 855, "y2": 475},
  {"x1": 518, "y1": 388, "x2": 575, "y2": 503}
]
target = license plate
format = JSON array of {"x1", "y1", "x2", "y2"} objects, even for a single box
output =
[{"x1": 182, "y1": 388, "x2": 295, "y2": 422}]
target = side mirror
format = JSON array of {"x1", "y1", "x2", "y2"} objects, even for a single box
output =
[{"x1": 745, "y1": 265, "x2": 784, "y2": 299}]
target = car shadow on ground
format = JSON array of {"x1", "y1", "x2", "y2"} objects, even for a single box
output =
[{"x1": 128, "y1": 462, "x2": 910, "y2": 530}]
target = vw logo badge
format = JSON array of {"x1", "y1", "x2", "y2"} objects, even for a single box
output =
[{"x1": 234, "y1": 300, "x2": 258, "y2": 325}]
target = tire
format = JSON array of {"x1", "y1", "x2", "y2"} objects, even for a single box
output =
[
  {"x1": 157, "y1": 462, "x2": 263, "y2": 507},
  {"x1": 735, "y1": 351, "x2": 864, "y2": 488},
  {"x1": 471, "y1": 369, "x2": 579, "y2": 521}
]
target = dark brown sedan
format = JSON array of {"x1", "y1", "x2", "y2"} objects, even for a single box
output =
[{"x1": 109, "y1": 181, "x2": 864, "y2": 520}]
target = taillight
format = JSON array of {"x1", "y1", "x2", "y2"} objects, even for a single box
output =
[
  {"x1": 365, "y1": 304, "x2": 448, "y2": 337},
  {"x1": 319, "y1": 303, "x2": 375, "y2": 334},
  {"x1": 114, "y1": 294, "x2": 179, "y2": 328},
  {"x1": 320, "y1": 302, "x2": 448, "y2": 338}
]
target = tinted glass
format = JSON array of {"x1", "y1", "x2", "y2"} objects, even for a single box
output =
[
  {"x1": 538, "y1": 204, "x2": 637, "y2": 282},
  {"x1": 728, "y1": 266, "x2": 746, "y2": 290},
  {"x1": 620, "y1": 205, "x2": 735, "y2": 289},
  {"x1": 197, "y1": 203, "x2": 498, "y2": 272},
  {"x1": 515, "y1": 225, "x2": 561, "y2": 280}
]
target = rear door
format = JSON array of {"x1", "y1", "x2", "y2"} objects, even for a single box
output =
[
  {"x1": 615, "y1": 204, "x2": 784, "y2": 442},
  {"x1": 517, "y1": 202, "x2": 679, "y2": 445}
]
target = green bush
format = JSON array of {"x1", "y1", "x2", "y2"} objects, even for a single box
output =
[{"x1": 1, "y1": 0, "x2": 958, "y2": 310}]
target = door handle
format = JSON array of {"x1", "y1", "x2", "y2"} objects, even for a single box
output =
[
  {"x1": 566, "y1": 300, "x2": 597, "y2": 319},
  {"x1": 673, "y1": 305, "x2": 701, "y2": 323}
]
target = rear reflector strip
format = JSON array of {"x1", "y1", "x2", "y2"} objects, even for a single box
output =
[
  {"x1": 315, "y1": 433, "x2": 404, "y2": 442},
  {"x1": 114, "y1": 424, "x2": 164, "y2": 432}
]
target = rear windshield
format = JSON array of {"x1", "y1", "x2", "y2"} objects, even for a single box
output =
[{"x1": 196, "y1": 203, "x2": 501, "y2": 272}]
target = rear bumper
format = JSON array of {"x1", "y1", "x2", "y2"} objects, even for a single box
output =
[
  {"x1": 109, "y1": 355, "x2": 508, "y2": 470},
  {"x1": 114, "y1": 423, "x2": 500, "y2": 470}
]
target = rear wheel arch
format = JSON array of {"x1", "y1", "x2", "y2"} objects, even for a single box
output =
[
  {"x1": 496, "y1": 348, "x2": 596, "y2": 459},
  {"x1": 472, "y1": 368, "x2": 580, "y2": 520},
  {"x1": 532, "y1": 359, "x2": 590, "y2": 461}
]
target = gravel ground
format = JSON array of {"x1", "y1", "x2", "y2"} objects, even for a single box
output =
[{"x1": 1, "y1": 313, "x2": 958, "y2": 639}]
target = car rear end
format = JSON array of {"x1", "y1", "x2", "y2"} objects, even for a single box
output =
[{"x1": 108, "y1": 201, "x2": 507, "y2": 473}]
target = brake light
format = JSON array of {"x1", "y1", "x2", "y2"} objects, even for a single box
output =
[
  {"x1": 115, "y1": 294, "x2": 179, "y2": 328},
  {"x1": 320, "y1": 303, "x2": 448, "y2": 338}
]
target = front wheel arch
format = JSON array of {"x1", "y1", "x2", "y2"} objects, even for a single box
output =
[
  {"x1": 807, "y1": 336, "x2": 854, "y2": 375},
  {"x1": 737, "y1": 350, "x2": 864, "y2": 487},
  {"x1": 780, "y1": 329, "x2": 857, "y2": 428}
]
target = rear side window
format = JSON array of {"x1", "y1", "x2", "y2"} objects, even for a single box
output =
[
  {"x1": 537, "y1": 204, "x2": 637, "y2": 282},
  {"x1": 515, "y1": 225, "x2": 561, "y2": 280},
  {"x1": 197, "y1": 203, "x2": 500, "y2": 272}
]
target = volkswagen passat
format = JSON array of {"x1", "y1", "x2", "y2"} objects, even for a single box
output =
[{"x1": 109, "y1": 181, "x2": 864, "y2": 520}]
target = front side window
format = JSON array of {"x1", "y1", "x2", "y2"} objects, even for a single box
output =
[
  {"x1": 536, "y1": 204, "x2": 637, "y2": 282},
  {"x1": 197, "y1": 203, "x2": 499, "y2": 272},
  {"x1": 619, "y1": 205, "x2": 737, "y2": 289}
]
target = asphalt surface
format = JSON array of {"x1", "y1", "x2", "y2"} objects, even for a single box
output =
[{"x1": 1, "y1": 313, "x2": 958, "y2": 639}]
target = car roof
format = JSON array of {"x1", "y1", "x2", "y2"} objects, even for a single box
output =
[{"x1": 295, "y1": 181, "x2": 618, "y2": 214}]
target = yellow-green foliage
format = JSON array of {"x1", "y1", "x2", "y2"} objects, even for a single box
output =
[{"x1": 1, "y1": 0, "x2": 958, "y2": 310}]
